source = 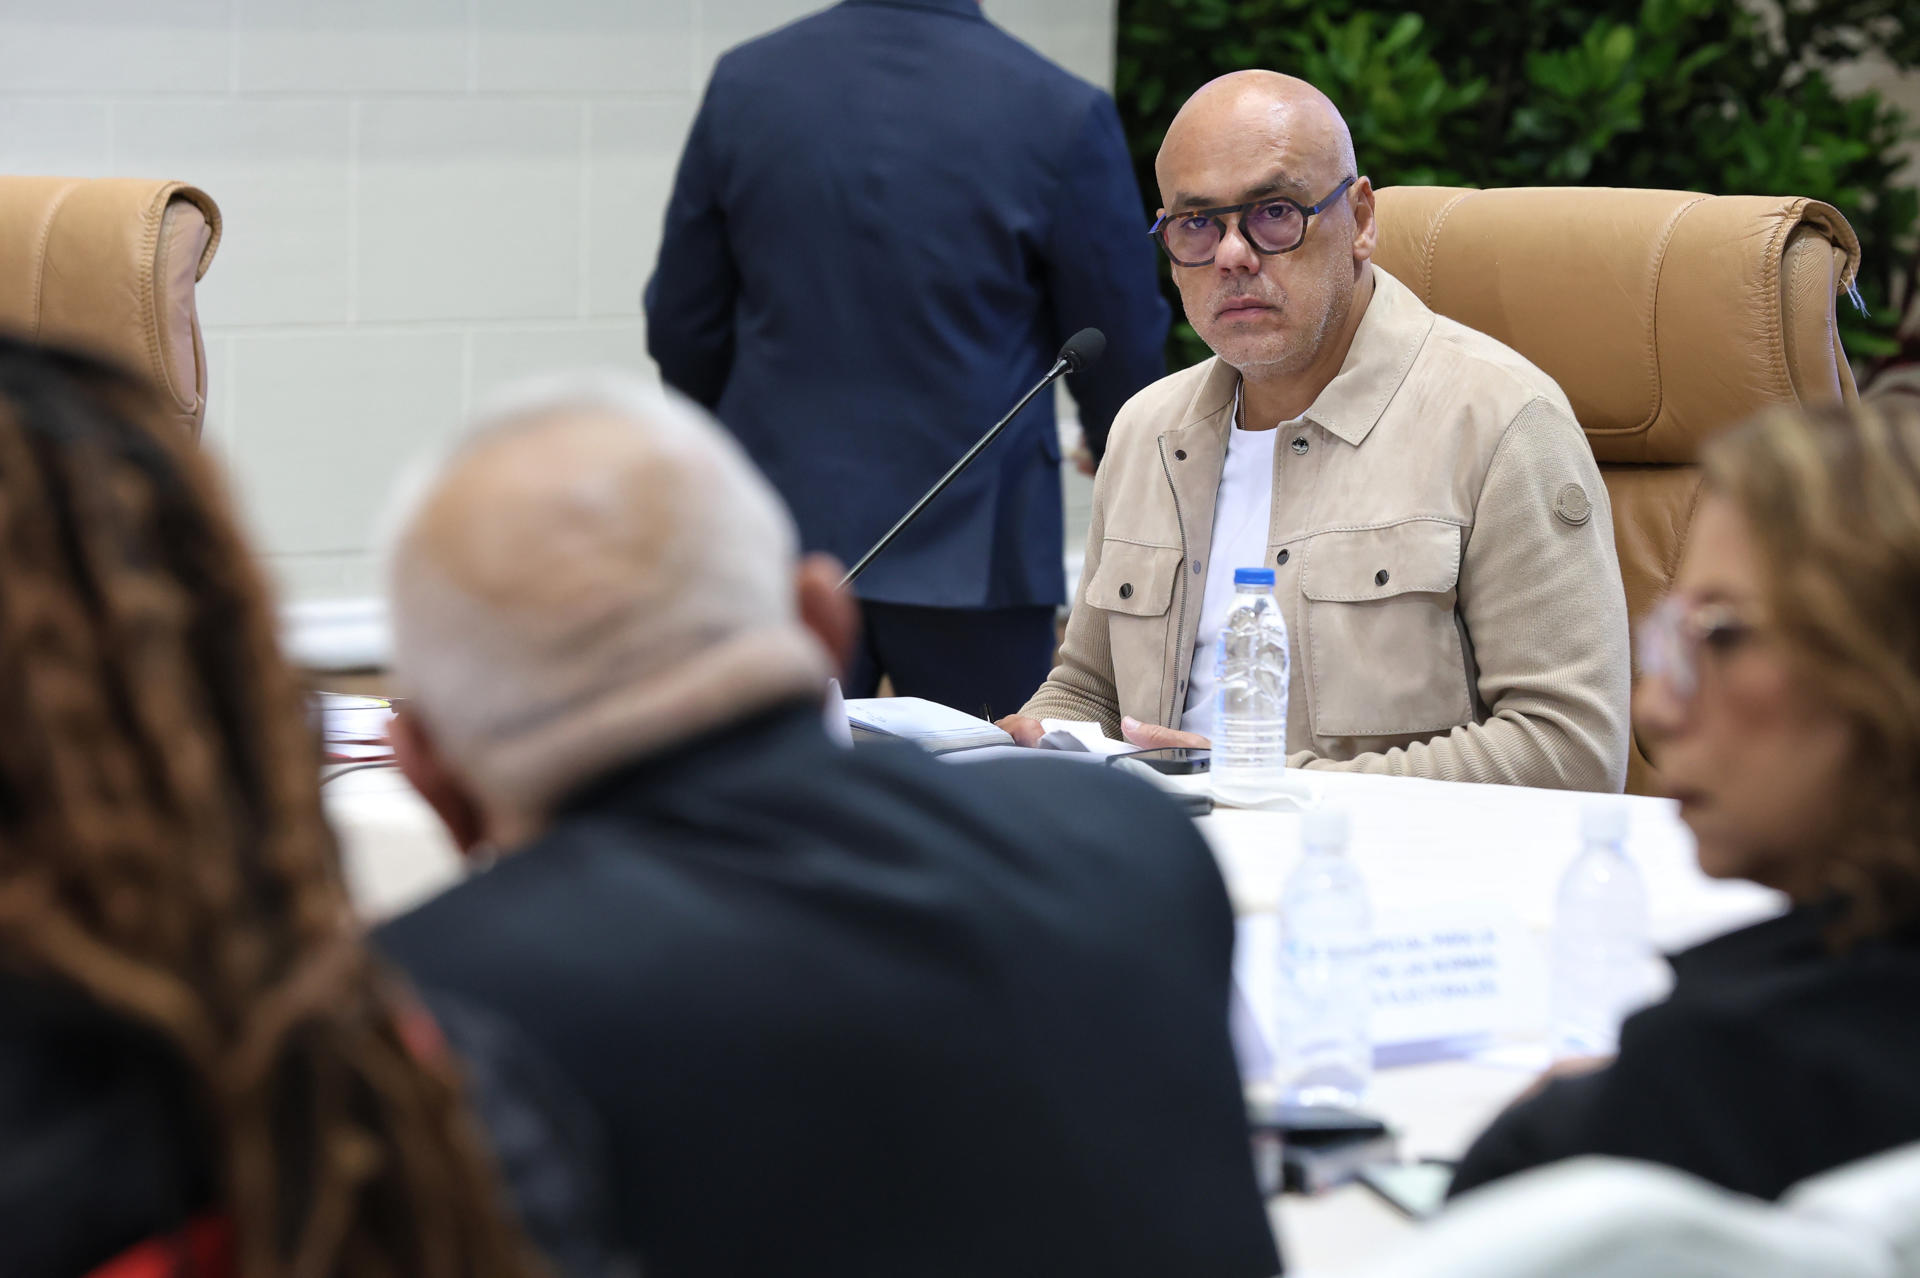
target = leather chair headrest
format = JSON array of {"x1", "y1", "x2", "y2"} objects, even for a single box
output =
[
  {"x1": 1373, "y1": 186, "x2": 1861, "y2": 464},
  {"x1": 0, "y1": 177, "x2": 223, "y2": 435}
]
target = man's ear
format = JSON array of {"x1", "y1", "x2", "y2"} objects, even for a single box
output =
[
  {"x1": 1350, "y1": 175, "x2": 1378, "y2": 266},
  {"x1": 390, "y1": 708, "x2": 489, "y2": 857},
  {"x1": 795, "y1": 553, "x2": 860, "y2": 678}
]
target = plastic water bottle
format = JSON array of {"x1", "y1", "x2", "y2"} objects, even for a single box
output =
[
  {"x1": 1211, "y1": 567, "x2": 1290, "y2": 805},
  {"x1": 1277, "y1": 807, "x2": 1373, "y2": 1108},
  {"x1": 1550, "y1": 802, "x2": 1651, "y2": 1059}
]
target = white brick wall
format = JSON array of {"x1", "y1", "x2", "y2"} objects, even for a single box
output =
[{"x1": 0, "y1": 0, "x2": 1114, "y2": 636}]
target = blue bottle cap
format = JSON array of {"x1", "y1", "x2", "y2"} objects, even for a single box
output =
[{"x1": 1233, "y1": 567, "x2": 1276, "y2": 586}]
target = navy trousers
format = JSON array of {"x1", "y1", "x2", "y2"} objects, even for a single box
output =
[{"x1": 844, "y1": 602, "x2": 1057, "y2": 724}]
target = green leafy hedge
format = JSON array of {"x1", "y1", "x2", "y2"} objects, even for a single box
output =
[{"x1": 1116, "y1": 0, "x2": 1919, "y2": 369}]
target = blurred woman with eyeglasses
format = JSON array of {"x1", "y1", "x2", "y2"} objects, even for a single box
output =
[{"x1": 1449, "y1": 399, "x2": 1920, "y2": 1202}]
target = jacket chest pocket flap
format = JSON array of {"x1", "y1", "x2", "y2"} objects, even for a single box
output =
[
  {"x1": 1299, "y1": 519, "x2": 1471, "y2": 737},
  {"x1": 1087, "y1": 540, "x2": 1182, "y2": 616}
]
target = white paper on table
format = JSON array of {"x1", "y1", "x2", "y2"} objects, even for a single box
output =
[
  {"x1": 1231, "y1": 900, "x2": 1535, "y2": 1065},
  {"x1": 324, "y1": 740, "x2": 395, "y2": 761},
  {"x1": 1231, "y1": 916, "x2": 1283, "y2": 1082},
  {"x1": 1467, "y1": 1041, "x2": 1555, "y2": 1073},
  {"x1": 844, "y1": 697, "x2": 1009, "y2": 745},
  {"x1": 313, "y1": 692, "x2": 395, "y2": 746},
  {"x1": 1036, "y1": 718, "x2": 1139, "y2": 757},
  {"x1": 822, "y1": 678, "x2": 853, "y2": 748},
  {"x1": 942, "y1": 745, "x2": 1111, "y2": 768},
  {"x1": 1369, "y1": 901, "x2": 1536, "y2": 1045}
]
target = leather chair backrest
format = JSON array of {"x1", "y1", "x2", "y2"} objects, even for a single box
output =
[
  {"x1": 0, "y1": 177, "x2": 222, "y2": 436},
  {"x1": 1372, "y1": 186, "x2": 1861, "y2": 795}
]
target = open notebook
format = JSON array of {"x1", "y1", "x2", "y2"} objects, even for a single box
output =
[
  {"x1": 843, "y1": 699, "x2": 1137, "y2": 759},
  {"x1": 843, "y1": 697, "x2": 1012, "y2": 753}
]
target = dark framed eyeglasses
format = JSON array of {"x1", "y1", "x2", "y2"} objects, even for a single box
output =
[{"x1": 1148, "y1": 176, "x2": 1358, "y2": 268}]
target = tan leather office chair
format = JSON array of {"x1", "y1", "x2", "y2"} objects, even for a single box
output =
[
  {"x1": 0, "y1": 177, "x2": 222, "y2": 436},
  {"x1": 1372, "y1": 187, "x2": 1861, "y2": 795}
]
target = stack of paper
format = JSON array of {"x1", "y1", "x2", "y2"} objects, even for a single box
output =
[
  {"x1": 312, "y1": 692, "x2": 396, "y2": 763},
  {"x1": 1037, "y1": 718, "x2": 1139, "y2": 757},
  {"x1": 843, "y1": 697, "x2": 1013, "y2": 753}
]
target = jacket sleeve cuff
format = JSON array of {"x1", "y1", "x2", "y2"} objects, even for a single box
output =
[{"x1": 1017, "y1": 688, "x2": 1123, "y2": 742}]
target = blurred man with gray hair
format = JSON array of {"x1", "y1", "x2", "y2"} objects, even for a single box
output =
[{"x1": 374, "y1": 372, "x2": 1282, "y2": 1278}]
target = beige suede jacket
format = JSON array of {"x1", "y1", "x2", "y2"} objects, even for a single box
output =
[{"x1": 1022, "y1": 267, "x2": 1631, "y2": 792}]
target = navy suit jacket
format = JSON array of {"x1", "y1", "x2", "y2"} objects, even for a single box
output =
[{"x1": 645, "y1": 0, "x2": 1169, "y2": 608}]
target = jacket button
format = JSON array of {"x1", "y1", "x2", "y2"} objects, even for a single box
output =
[
  {"x1": 1174, "y1": 449, "x2": 1187, "y2": 460},
  {"x1": 1291, "y1": 437, "x2": 1309, "y2": 455},
  {"x1": 1192, "y1": 560, "x2": 1202, "y2": 574},
  {"x1": 1375, "y1": 569, "x2": 1390, "y2": 586},
  {"x1": 1276, "y1": 548, "x2": 1290, "y2": 565},
  {"x1": 1119, "y1": 583, "x2": 1133, "y2": 599}
]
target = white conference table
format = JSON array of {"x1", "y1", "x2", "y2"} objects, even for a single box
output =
[
  {"x1": 1152, "y1": 766, "x2": 1781, "y2": 1273},
  {"x1": 323, "y1": 757, "x2": 1781, "y2": 1276}
]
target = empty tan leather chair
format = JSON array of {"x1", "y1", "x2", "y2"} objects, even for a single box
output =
[
  {"x1": 1372, "y1": 187, "x2": 1861, "y2": 795},
  {"x1": 0, "y1": 178, "x2": 222, "y2": 436}
]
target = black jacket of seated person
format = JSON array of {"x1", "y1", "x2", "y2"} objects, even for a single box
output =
[
  {"x1": 1450, "y1": 901, "x2": 1920, "y2": 1202},
  {"x1": 376, "y1": 702, "x2": 1282, "y2": 1278},
  {"x1": 0, "y1": 974, "x2": 618, "y2": 1278}
]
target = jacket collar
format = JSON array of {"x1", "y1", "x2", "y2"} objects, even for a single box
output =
[
  {"x1": 552, "y1": 699, "x2": 833, "y2": 819},
  {"x1": 1666, "y1": 896, "x2": 1920, "y2": 988},
  {"x1": 1300, "y1": 267, "x2": 1432, "y2": 447},
  {"x1": 1176, "y1": 265, "x2": 1434, "y2": 449},
  {"x1": 1667, "y1": 901, "x2": 1828, "y2": 986},
  {"x1": 841, "y1": 0, "x2": 985, "y2": 17}
]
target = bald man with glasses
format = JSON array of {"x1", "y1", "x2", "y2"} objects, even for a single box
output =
[{"x1": 1000, "y1": 72, "x2": 1633, "y2": 793}]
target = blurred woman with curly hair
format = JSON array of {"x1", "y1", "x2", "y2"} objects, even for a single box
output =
[{"x1": 0, "y1": 336, "x2": 608, "y2": 1278}]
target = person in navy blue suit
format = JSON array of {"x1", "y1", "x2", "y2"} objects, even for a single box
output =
[{"x1": 645, "y1": 0, "x2": 1169, "y2": 722}]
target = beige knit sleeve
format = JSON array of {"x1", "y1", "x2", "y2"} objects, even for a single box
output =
[{"x1": 1292, "y1": 397, "x2": 1633, "y2": 791}]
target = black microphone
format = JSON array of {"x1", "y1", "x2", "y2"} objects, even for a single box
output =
[
  {"x1": 1058, "y1": 326, "x2": 1105, "y2": 375},
  {"x1": 839, "y1": 328, "x2": 1107, "y2": 589}
]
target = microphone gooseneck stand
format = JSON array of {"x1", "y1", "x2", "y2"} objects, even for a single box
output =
[{"x1": 839, "y1": 328, "x2": 1107, "y2": 590}]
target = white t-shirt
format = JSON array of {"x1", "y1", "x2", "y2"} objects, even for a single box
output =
[{"x1": 1181, "y1": 388, "x2": 1280, "y2": 738}]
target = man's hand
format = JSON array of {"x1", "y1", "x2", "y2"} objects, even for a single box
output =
[
  {"x1": 1070, "y1": 433, "x2": 1097, "y2": 477},
  {"x1": 996, "y1": 714, "x2": 1047, "y2": 747},
  {"x1": 1121, "y1": 716, "x2": 1210, "y2": 750}
]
